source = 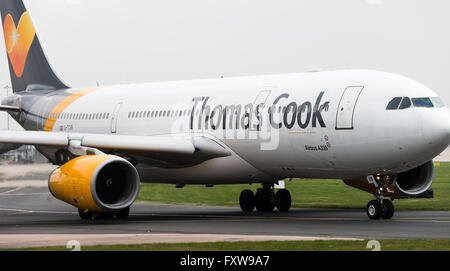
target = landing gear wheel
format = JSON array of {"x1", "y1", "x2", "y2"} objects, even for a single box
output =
[
  {"x1": 78, "y1": 209, "x2": 93, "y2": 220},
  {"x1": 255, "y1": 189, "x2": 276, "y2": 212},
  {"x1": 239, "y1": 190, "x2": 256, "y2": 212},
  {"x1": 276, "y1": 189, "x2": 291, "y2": 212},
  {"x1": 366, "y1": 200, "x2": 382, "y2": 220},
  {"x1": 116, "y1": 207, "x2": 130, "y2": 219},
  {"x1": 382, "y1": 199, "x2": 394, "y2": 219}
]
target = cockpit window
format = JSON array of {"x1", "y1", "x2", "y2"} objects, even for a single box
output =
[
  {"x1": 430, "y1": 97, "x2": 445, "y2": 108},
  {"x1": 412, "y1": 97, "x2": 433, "y2": 108},
  {"x1": 399, "y1": 97, "x2": 411, "y2": 109},
  {"x1": 386, "y1": 97, "x2": 402, "y2": 110}
]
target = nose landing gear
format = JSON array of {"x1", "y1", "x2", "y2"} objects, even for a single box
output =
[
  {"x1": 366, "y1": 175, "x2": 395, "y2": 220},
  {"x1": 366, "y1": 198, "x2": 394, "y2": 220},
  {"x1": 239, "y1": 183, "x2": 291, "y2": 213}
]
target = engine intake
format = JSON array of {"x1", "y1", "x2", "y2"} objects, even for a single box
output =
[
  {"x1": 343, "y1": 161, "x2": 435, "y2": 198},
  {"x1": 49, "y1": 155, "x2": 140, "y2": 212},
  {"x1": 395, "y1": 161, "x2": 434, "y2": 196}
]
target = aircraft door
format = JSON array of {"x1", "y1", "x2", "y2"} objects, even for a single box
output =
[
  {"x1": 110, "y1": 102, "x2": 123, "y2": 133},
  {"x1": 335, "y1": 86, "x2": 364, "y2": 129}
]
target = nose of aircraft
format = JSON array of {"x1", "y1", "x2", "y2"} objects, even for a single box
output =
[{"x1": 423, "y1": 107, "x2": 450, "y2": 153}]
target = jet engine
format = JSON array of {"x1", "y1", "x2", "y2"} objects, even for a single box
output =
[
  {"x1": 49, "y1": 155, "x2": 140, "y2": 212},
  {"x1": 395, "y1": 161, "x2": 434, "y2": 196},
  {"x1": 343, "y1": 161, "x2": 434, "y2": 198}
]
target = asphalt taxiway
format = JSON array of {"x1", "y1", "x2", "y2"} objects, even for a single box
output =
[{"x1": 0, "y1": 164, "x2": 450, "y2": 248}]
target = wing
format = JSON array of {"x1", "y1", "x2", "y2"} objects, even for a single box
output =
[
  {"x1": 0, "y1": 130, "x2": 231, "y2": 167},
  {"x1": 0, "y1": 105, "x2": 20, "y2": 113}
]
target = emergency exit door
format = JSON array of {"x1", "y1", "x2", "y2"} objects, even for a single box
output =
[{"x1": 335, "y1": 86, "x2": 364, "y2": 129}]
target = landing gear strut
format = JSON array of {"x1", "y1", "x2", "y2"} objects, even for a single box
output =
[
  {"x1": 239, "y1": 183, "x2": 291, "y2": 213},
  {"x1": 366, "y1": 175, "x2": 395, "y2": 220}
]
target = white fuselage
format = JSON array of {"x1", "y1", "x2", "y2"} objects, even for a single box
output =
[{"x1": 35, "y1": 70, "x2": 450, "y2": 184}]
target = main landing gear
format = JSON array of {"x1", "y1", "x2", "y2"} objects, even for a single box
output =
[
  {"x1": 239, "y1": 183, "x2": 291, "y2": 212},
  {"x1": 78, "y1": 207, "x2": 130, "y2": 220},
  {"x1": 366, "y1": 175, "x2": 395, "y2": 220}
]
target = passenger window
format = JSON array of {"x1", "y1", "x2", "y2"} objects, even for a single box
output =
[
  {"x1": 399, "y1": 97, "x2": 411, "y2": 109},
  {"x1": 386, "y1": 97, "x2": 402, "y2": 110},
  {"x1": 430, "y1": 97, "x2": 445, "y2": 108},
  {"x1": 412, "y1": 98, "x2": 433, "y2": 108}
]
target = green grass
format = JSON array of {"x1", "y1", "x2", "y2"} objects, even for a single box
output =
[
  {"x1": 4, "y1": 239, "x2": 450, "y2": 251},
  {"x1": 138, "y1": 162, "x2": 450, "y2": 210}
]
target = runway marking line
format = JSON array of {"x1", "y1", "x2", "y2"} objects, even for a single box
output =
[
  {"x1": 0, "y1": 233, "x2": 364, "y2": 249},
  {"x1": 0, "y1": 193, "x2": 48, "y2": 196},
  {"x1": 1, "y1": 207, "x2": 450, "y2": 224},
  {"x1": 131, "y1": 213, "x2": 450, "y2": 224},
  {"x1": 0, "y1": 186, "x2": 25, "y2": 195},
  {"x1": 0, "y1": 207, "x2": 77, "y2": 215}
]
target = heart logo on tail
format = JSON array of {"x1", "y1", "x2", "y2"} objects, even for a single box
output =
[{"x1": 3, "y1": 12, "x2": 36, "y2": 78}]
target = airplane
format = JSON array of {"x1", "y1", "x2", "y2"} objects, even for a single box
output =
[{"x1": 0, "y1": 0, "x2": 448, "y2": 220}]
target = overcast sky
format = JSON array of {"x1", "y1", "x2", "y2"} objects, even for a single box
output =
[{"x1": 1, "y1": 0, "x2": 449, "y2": 129}]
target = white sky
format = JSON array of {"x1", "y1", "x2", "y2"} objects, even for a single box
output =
[{"x1": 1, "y1": 0, "x2": 449, "y2": 129}]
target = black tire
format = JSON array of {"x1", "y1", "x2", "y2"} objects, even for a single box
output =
[
  {"x1": 255, "y1": 189, "x2": 276, "y2": 212},
  {"x1": 382, "y1": 199, "x2": 394, "y2": 219},
  {"x1": 116, "y1": 207, "x2": 130, "y2": 219},
  {"x1": 366, "y1": 200, "x2": 382, "y2": 220},
  {"x1": 276, "y1": 189, "x2": 291, "y2": 212},
  {"x1": 239, "y1": 190, "x2": 256, "y2": 212},
  {"x1": 78, "y1": 209, "x2": 93, "y2": 220}
]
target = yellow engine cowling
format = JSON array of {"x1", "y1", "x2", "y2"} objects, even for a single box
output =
[{"x1": 49, "y1": 155, "x2": 140, "y2": 212}]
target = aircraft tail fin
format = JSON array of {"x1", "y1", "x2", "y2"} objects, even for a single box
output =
[{"x1": 0, "y1": 0, "x2": 68, "y2": 93}]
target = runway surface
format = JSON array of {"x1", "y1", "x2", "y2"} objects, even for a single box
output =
[{"x1": 1, "y1": 164, "x2": 450, "y2": 248}]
